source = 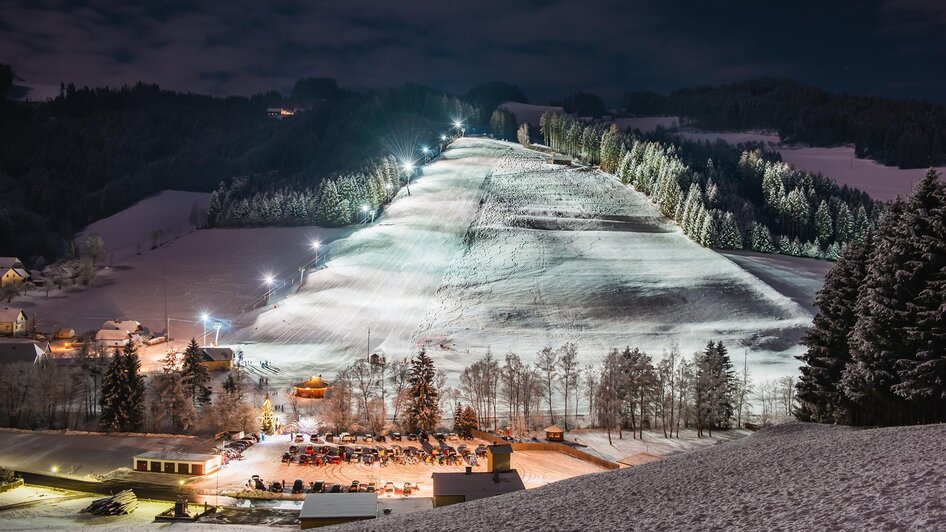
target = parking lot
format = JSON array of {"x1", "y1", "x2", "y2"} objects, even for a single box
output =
[{"x1": 189, "y1": 432, "x2": 607, "y2": 498}]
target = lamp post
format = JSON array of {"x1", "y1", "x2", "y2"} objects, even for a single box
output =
[
  {"x1": 264, "y1": 275, "x2": 275, "y2": 303},
  {"x1": 401, "y1": 161, "x2": 414, "y2": 196},
  {"x1": 213, "y1": 322, "x2": 222, "y2": 346},
  {"x1": 200, "y1": 312, "x2": 209, "y2": 344}
]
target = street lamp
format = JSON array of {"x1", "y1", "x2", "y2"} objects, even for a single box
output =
[
  {"x1": 51, "y1": 465, "x2": 58, "y2": 474},
  {"x1": 264, "y1": 275, "x2": 275, "y2": 302},
  {"x1": 200, "y1": 312, "x2": 209, "y2": 343},
  {"x1": 440, "y1": 134, "x2": 447, "y2": 141},
  {"x1": 213, "y1": 322, "x2": 222, "y2": 346},
  {"x1": 400, "y1": 161, "x2": 415, "y2": 196}
]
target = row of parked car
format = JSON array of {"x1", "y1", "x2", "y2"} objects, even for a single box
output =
[
  {"x1": 293, "y1": 431, "x2": 474, "y2": 445},
  {"x1": 224, "y1": 433, "x2": 261, "y2": 454},
  {"x1": 247, "y1": 475, "x2": 419, "y2": 496}
]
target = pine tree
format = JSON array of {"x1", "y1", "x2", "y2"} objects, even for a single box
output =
[
  {"x1": 99, "y1": 349, "x2": 125, "y2": 431},
  {"x1": 843, "y1": 200, "x2": 909, "y2": 424},
  {"x1": 835, "y1": 203, "x2": 853, "y2": 242},
  {"x1": 406, "y1": 350, "x2": 441, "y2": 432},
  {"x1": 182, "y1": 338, "x2": 212, "y2": 406},
  {"x1": 890, "y1": 170, "x2": 946, "y2": 416},
  {"x1": 717, "y1": 212, "x2": 742, "y2": 250},
  {"x1": 750, "y1": 222, "x2": 777, "y2": 253},
  {"x1": 151, "y1": 351, "x2": 197, "y2": 432},
  {"x1": 797, "y1": 233, "x2": 873, "y2": 423},
  {"x1": 694, "y1": 341, "x2": 736, "y2": 436},
  {"x1": 260, "y1": 395, "x2": 276, "y2": 434},
  {"x1": 815, "y1": 200, "x2": 833, "y2": 244}
]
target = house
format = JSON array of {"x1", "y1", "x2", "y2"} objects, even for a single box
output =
[
  {"x1": 198, "y1": 347, "x2": 234, "y2": 371},
  {"x1": 0, "y1": 339, "x2": 50, "y2": 365},
  {"x1": 54, "y1": 328, "x2": 76, "y2": 340},
  {"x1": 432, "y1": 444, "x2": 525, "y2": 508},
  {"x1": 293, "y1": 375, "x2": 331, "y2": 399},
  {"x1": 0, "y1": 307, "x2": 27, "y2": 336},
  {"x1": 0, "y1": 257, "x2": 30, "y2": 288},
  {"x1": 133, "y1": 451, "x2": 221, "y2": 476},
  {"x1": 95, "y1": 319, "x2": 143, "y2": 347},
  {"x1": 298, "y1": 493, "x2": 377, "y2": 529},
  {"x1": 545, "y1": 424, "x2": 565, "y2": 442}
]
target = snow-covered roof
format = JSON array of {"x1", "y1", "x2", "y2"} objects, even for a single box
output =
[
  {"x1": 200, "y1": 347, "x2": 233, "y2": 362},
  {"x1": 0, "y1": 308, "x2": 26, "y2": 322},
  {"x1": 299, "y1": 493, "x2": 377, "y2": 519},
  {"x1": 134, "y1": 450, "x2": 219, "y2": 463},
  {"x1": 100, "y1": 320, "x2": 141, "y2": 332},
  {"x1": 0, "y1": 340, "x2": 49, "y2": 365},
  {"x1": 432, "y1": 470, "x2": 525, "y2": 501},
  {"x1": 0, "y1": 257, "x2": 23, "y2": 269},
  {"x1": 11, "y1": 268, "x2": 30, "y2": 279},
  {"x1": 545, "y1": 424, "x2": 565, "y2": 433},
  {"x1": 95, "y1": 329, "x2": 131, "y2": 341}
]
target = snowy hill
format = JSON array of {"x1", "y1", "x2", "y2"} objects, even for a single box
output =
[
  {"x1": 332, "y1": 423, "x2": 946, "y2": 531},
  {"x1": 78, "y1": 190, "x2": 210, "y2": 260}
]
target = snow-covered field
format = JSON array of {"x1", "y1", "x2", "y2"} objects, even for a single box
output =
[
  {"x1": 329, "y1": 422, "x2": 946, "y2": 531},
  {"x1": 613, "y1": 116, "x2": 679, "y2": 133},
  {"x1": 233, "y1": 138, "x2": 816, "y2": 384},
  {"x1": 78, "y1": 190, "x2": 210, "y2": 261},
  {"x1": 778, "y1": 146, "x2": 946, "y2": 201}
]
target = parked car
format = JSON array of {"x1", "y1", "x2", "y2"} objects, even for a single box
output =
[
  {"x1": 298, "y1": 455, "x2": 311, "y2": 465},
  {"x1": 406, "y1": 433, "x2": 416, "y2": 441},
  {"x1": 457, "y1": 445, "x2": 469, "y2": 454},
  {"x1": 390, "y1": 432, "x2": 402, "y2": 441},
  {"x1": 350, "y1": 480, "x2": 360, "y2": 492},
  {"x1": 343, "y1": 433, "x2": 357, "y2": 443},
  {"x1": 289, "y1": 445, "x2": 299, "y2": 454},
  {"x1": 281, "y1": 452, "x2": 293, "y2": 463},
  {"x1": 330, "y1": 456, "x2": 342, "y2": 465},
  {"x1": 305, "y1": 445, "x2": 315, "y2": 455},
  {"x1": 294, "y1": 434, "x2": 305, "y2": 443},
  {"x1": 329, "y1": 484, "x2": 342, "y2": 493},
  {"x1": 366, "y1": 482, "x2": 376, "y2": 493},
  {"x1": 325, "y1": 433, "x2": 335, "y2": 443},
  {"x1": 376, "y1": 434, "x2": 386, "y2": 443},
  {"x1": 270, "y1": 481, "x2": 283, "y2": 493},
  {"x1": 383, "y1": 482, "x2": 396, "y2": 495},
  {"x1": 311, "y1": 481, "x2": 324, "y2": 493},
  {"x1": 475, "y1": 445, "x2": 488, "y2": 456},
  {"x1": 292, "y1": 479, "x2": 305, "y2": 494},
  {"x1": 402, "y1": 482, "x2": 414, "y2": 495},
  {"x1": 362, "y1": 434, "x2": 374, "y2": 443},
  {"x1": 447, "y1": 433, "x2": 459, "y2": 441}
]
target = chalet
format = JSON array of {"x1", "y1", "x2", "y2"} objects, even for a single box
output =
[
  {"x1": 0, "y1": 307, "x2": 27, "y2": 336},
  {"x1": 95, "y1": 319, "x2": 143, "y2": 347},
  {"x1": 0, "y1": 257, "x2": 30, "y2": 288},
  {"x1": 0, "y1": 339, "x2": 50, "y2": 365},
  {"x1": 298, "y1": 493, "x2": 377, "y2": 529},
  {"x1": 293, "y1": 375, "x2": 331, "y2": 399},
  {"x1": 432, "y1": 444, "x2": 525, "y2": 508},
  {"x1": 198, "y1": 347, "x2": 234, "y2": 371}
]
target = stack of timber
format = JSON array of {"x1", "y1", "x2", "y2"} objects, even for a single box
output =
[{"x1": 81, "y1": 489, "x2": 139, "y2": 515}]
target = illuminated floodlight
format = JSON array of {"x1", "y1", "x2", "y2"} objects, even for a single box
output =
[
  {"x1": 361, "y1": 205, "x2": 369, "y2": 212},
  {"x1": 401, "y1": 161, "x2": 415, "y2": 172},
  {"x1": 51, "y1": 465, "x2": 59, "y2": 474},
  {"x1": 421, "y1": 146, "x2": 429, "y2": 154},
  {"x1": 453, "y1": 119, "x2": 463, "y2": 128},
  {"x1": 440, "y1": 134, "x2": 447, "y2": 141},
  {"x1": 263, "y1": 275, "x2": 275, "y2": 286},
  {"x1": 200, "y1": 312, "x2": 209, "y2": 322},
  {"x1": 311, "y1": 240, "x2": 320, "y2": 250}
]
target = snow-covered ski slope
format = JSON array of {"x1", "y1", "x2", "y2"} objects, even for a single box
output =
[{"x1": 235, "y1": 137, "x2": 814, "y2": 383}]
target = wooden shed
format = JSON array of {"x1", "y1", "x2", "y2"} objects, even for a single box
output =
[
  {"x1": 293, "y1": 375, "x2": 330, "y2": 399},
  {"x1": 545, "y1": 424, "x2": 565, "y2": 442}
]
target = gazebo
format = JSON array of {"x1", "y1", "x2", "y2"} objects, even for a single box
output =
[
  {"x1": 293, "y1": 375, "x2": 331, "y2": 399},
  {"x1": 544, "y1": 424, "x2": 565, "y2": 442}
]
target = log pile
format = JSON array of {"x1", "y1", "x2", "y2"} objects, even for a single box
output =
[{"x1": 81, "y1": 489, "x2": 138, "y2": 515}]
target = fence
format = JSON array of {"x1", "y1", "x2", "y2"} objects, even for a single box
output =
[{"x1": 471, "y1": 429, "x2": 620, "y2": 471}]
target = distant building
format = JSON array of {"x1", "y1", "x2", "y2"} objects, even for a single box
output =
[
  {"x1": 0, "y1": 338, "x2": 50, "y2": 365},
  {"x1": 133, "y1": 451, "x2": 221, "y2": 476},
  {"x1": 0, "y1": 257, "x2": 30, "y2": 288},
  {"x1": 266, "y1": 107, "x2": 296, "y2": 119},
  {"x1": 198, "y1": 347, "x2": 234, "y2": 371},
  {"x1": 293, "y1": 375, "x2": 331, "y2": 399},
  {"x1": 54, "y1": 328, "x2": 76, "y2": 340},
  {"x1": 298, "y1": 493, "x2": 377, "y2": 529},
  {"x1": 95, "y1": 319, "x2": 144, "y2": 347},
  {"x1": 0, "y1": 307, "x2": 27, "y2": 336},
  {"x1": 432, "y1": 444, "x2": 525, "y2": 508}
]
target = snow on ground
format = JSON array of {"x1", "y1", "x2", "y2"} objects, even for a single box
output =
[
  {"x1": 78, "y1": 190, "x2": 210, "y2": 261},
  {"x1": 777, "y1": 146, "x2": 946, "y2": 201},
  {"x1": 499, "y1": 102, "x2": 563, "y2": 126},
  {"x1": 613, "y1": 116, "x2": 679, "y2": 133},
  {"x1": 719, "y1": 251, "x2": 833, "y2": 312},
  {"x1": 18, "y1": 223, "x2": 351, "y2": 355},
  {"x1": 330, "y1": 422, "x2": 946, "y2": 531},
  {"x1": 398, "y1": 139, "x2": 814, "y2": 381},
  {"x1": 0, "y1": 429, "x2": 211, "y2": 479}
]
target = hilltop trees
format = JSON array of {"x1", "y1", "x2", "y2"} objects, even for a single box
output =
[
  {"x1": 798, "y1": 169, "x2": 946, "y2": 426},
  {"x1": 489, "y1": 108, "x2": 518, "y2": 141}
]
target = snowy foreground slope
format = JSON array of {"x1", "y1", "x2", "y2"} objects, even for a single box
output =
[
  {"x1": 234, "y1": 137, "x2": 815, "y2": 383},
  {"x1": 332, "y1": 423, "x2": 946, "y2": 531}
]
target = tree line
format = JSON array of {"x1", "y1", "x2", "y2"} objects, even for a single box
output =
[
  {"x1": 539, "y1": 111, "x2": 879, "y2": 259},
  {"x1": 624, "y1": 77, "x2": 946, "y2": 169},
  {"x1": 796, "y1": 169, "x2": 946, "y2": 426}
]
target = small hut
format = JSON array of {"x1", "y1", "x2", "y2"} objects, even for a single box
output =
[
  {"x1": 293, "y1": 375, "x2": 330, "y2": 399},
  {"x1": 544, "y1": 424, "x2": 565, "y2": 442}
]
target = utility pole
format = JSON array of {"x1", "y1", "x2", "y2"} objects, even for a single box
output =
[{"x1": 367, "y1": 328, "x2": 370, "y2": 361}]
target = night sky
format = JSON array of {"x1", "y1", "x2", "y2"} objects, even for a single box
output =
[{"x1": 2, "y1": 0, "x2": 944, "y2": 104}]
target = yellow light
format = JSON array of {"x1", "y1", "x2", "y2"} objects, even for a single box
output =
[{"x1": 51, "y1": 465, "x2": 58, "y2": 473}]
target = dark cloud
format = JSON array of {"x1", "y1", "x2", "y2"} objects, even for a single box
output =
[{"x1": 0, "y1": 0, "x2": 943, "y2": 103}]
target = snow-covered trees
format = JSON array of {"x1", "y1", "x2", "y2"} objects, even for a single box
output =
[
  {"x1": 798, "y1": 169, "x2": 946, "y2": 425},
  {"x1": 489, "y1": 109, "x2": 518, "y2": 141},
  {"x1": 99, "y1": 342, "x2": 146, "y2": 432},
  {"x1": 406, "y1": 350, "x2": 441, "y2": 432},
  {"x1": 259, "y1": 395, "x2": 276, "y2": 434},
  {"x1": 517, "y1": 123, "x2": 531, "y2": 147},
  {"x1": 694, "y1": 341, "x2": 736, "y2": 436},
  {"x1": 150, "y1": 351, "x2": 197, "y2": 432},
  {"x1": 181, "y1": 338, "x2": 211, "y2": 406}
]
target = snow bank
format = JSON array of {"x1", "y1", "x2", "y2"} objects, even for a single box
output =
[
  {"x1": 78, "y1": 190, "x2": 210, "y2": 261},
  {"x1": 330, "y1": 422, "x2": 946, "y2": 531}
]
